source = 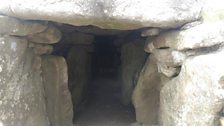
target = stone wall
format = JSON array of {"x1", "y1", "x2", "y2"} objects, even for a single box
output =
[
  {"x1": 0, "y1": 15, "x2": 50, "y2": 126},
  {"x1": 132, "y1": 56, "x2": 162, "y2": 125},
  {"x1": 0, "y1": 0, "x2": 224, "y2": 126},
  {"x1": 0, "y1": 15, "x2": 73, "y2": 126},
  {"x1": 0, "y1": 36, "x2": 49, "y2": 126},
  {"x1": 133, "y1": 1, "x2": 224, "y2": 125}
]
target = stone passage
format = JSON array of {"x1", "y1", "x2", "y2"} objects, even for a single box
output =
[{"x1": 0, "y1": 0, "x2": 224, "y2": 126}]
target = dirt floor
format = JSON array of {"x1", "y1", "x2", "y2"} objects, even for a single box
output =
[{"x1": 75, "y1": 78, "x2": 136, "y2": 126}]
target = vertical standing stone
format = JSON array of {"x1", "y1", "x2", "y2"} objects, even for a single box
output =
[
  {"x1": 0, "y1": 36, "x2": 49, "y2": 126},
  {"x1": 132, "y1": 55, "x2": 162, "y2": 125},
  {"x1": 42, "y1": 55, "x2": 74, "y2": 126},
  {"x1": 121, "y1": 39, "x2": 147, "y2": 105},
  {"x1": 160, "y1": 49, "x2": 224, "y2": 126},
  {"x1": 67, "y1": 47, "x2": 92, "y2": 111}
]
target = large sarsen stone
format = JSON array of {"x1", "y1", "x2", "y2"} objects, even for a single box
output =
[{"x1": 0, "y1": 0, "x2": 203, "y2": 30}]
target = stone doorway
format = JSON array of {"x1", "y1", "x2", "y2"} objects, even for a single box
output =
[
  {"x1": 0, "y1": 0, "x2": 224, "y2": 126},
  {"x1": 51, "y1": 24, "x2": 147, "y2": 126}
]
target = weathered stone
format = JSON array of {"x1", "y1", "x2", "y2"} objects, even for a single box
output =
[
  {"x1": 63, "y1": 32, "x2": 94, "y2": 45},
  {"x1": 144, "y1": 41, "x2": 155, "y2": 53},
  {"x1": 132, "y1": 56, "x2": 161, "y2": 125},
  {"x1": 0, "y1": 15, "x2": 47, "y2": 36},
  {"x1": 201, "y1": 0, "x2": 224, "y2": 22},
  {"x1": 67, "y1": 47, "x2": 92, "y2": 110},
  {"x1": 0, "y1": 36, "x2": 49, "y2": 126},
  {"x1": 27, "y1": 25, "x2": 62, "y2": 44},
  {"x1": 141, "y1": 28, "x2": 160, "y2": 37},
  {"x1": 29, "y1": 43, "x2": 53, "y2": 55},
  {"x1": 59, "y1": 25, "x2": 130, "y2": 35},
  {"x1": 0, "y1": 0, "x2": 203, "y2": 30},
  {"x1": 121, "y1": 39, "x2": 147, "y2": 105},
  {"x1": 153, "y1": 48, "x2": 186, "y2": 67},
  {"x1": 180, "y1": 21, "x2": 202, "y2": 30},
  {"x1": 148, "y1": 22, "x2": 224, "y2": 51},
  {"x1": 42, "y1": 55, "x2": 73, "y2": 126},
  {"x1": 160, "y1": 48, "x2": 224, "y2": 126},
  {"x1": 157, "y1": 62, "x2": 180, "y2": 78}
]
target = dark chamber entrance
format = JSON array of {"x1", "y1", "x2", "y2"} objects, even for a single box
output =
[
  {"x1": 51, "y1": 25, "x2": 140, "y2": 126},
  {"x1": 75, "y1": 36, "x2": 136, "y2": 126}
]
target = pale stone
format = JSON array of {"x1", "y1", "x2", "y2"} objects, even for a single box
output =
[
  {"x1": 160, "y1": 48, "x2": 224, "y2": 126},
  {"x1": 67, "y1": 47, "x2": 92, "y2": 111},
  {"x1": 27, "y1": 26, "x2": 62, "y2": 44},
  {"x1": 132, "y1": 56, "x2": 161, "y2": 125},
  {"x1": 0, "y1": 15, "x2": 47, "y2": 36},
  {"x1": 0, "y1": 36, "x2": 49, "y2": 126},
  {"x1": 121, "y1": 39, "x2": 147, "y2": 105},
  {"x1": 149, "y1": 22, "x2": 224, "y2": 51},
  {"x1": 141, "y1": 28, "x2": 160, "y2": 37},
  {"x1": 0, "y1": 0, "x2": 203, "y2": 30},
  {"x1": 180, "y1": 21, "x2": 202, "y2": 30},
  {"x1": 144, "y1": 41, "x2": 155, "y2": 53},
  {"x1": 42, "y1": 55, "x2": 73, "y2": 126},
  {"x1": 153, "y1": 48, "x2": 186, "y2": 67},
  {"x1": 157, "y1": 62, "x2": 180, "y2": 78}
]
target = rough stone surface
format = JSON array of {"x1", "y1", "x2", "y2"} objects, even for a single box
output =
[
  {"x1": 180, "y1": 21, "x2": 202, "y2": 30},
  {"x1": 67, "y1": 47, "x2": 92, "y2": 111},
  {"x1": 29, "y1": 43, "x2": 53, "y2": 55},
  {"x1": 157, "y1": 62, "x2": 181, "y2": 78},
  {"x1": 63, "y1": 32, "x2": 94, "y2": 45},
  {"x1": 0, "y1": 15, "x2": 47, "y2": 36},
  {"x1": 160, "y1": 48, "x2": 224, "y2": 126},
  {"x1": 132, "y1": 56, "x2": 161, "y2": 125},
  {"x1": 42, "y1": 55, "x2": 73, "y2": 126},
  {"x1": 121, "y1": 39, "x2": 147, "y2": 105},
  {"x1": 141, "y1": 28, "x2": 160, "y2": 37},
  {"x1": 153, "y1": 48, "x2": 186, "y2": 67},
  {"x1": 147, "y1": 22, "x2": 224, "y2": 51},
  {"x1": 0, "y1": 0, "x2": 202, "y2": 30},
  {"x1": 0, "y1": 36, "x2": 49, "y2": 126},
  {"x1": 144, "y1": 41, "x2": 155, "y2": 53},
  {"x1": 59, "y1": 25, "x2": 130, "y2": 36},
  {"x1": 27, "y1": 25, "x2": 62, "y2": 44}
]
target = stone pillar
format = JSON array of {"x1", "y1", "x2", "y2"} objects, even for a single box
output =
[
  {"x1": 121, "y1": 39, "x2": 147, "y2": 105},
  {"x1": 67, "y1": 46, "x2": 92, "y2": 111},
  {"x1": 132, "y1": 55, "x2": 162, "y2": 125},
  {"x1": 41, "y1": 55, "x2": 74, "y2": 126},
  {"x1": 143, "y1": 3, "x2": 224, "y2": 124},
  {"x1": 0, "y1": 15, "x2": 65, "y2": 126},
  {"x1": 159, "y1": 49, "x2": 224, "y2": 126},
  {"x1": 0, "y1": 35, "x2": 49, "y2": 125}
]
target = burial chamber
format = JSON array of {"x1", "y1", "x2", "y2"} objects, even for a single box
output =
[{"x1": 0, "y1": 0, "x2": 224, "y2": 126}]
